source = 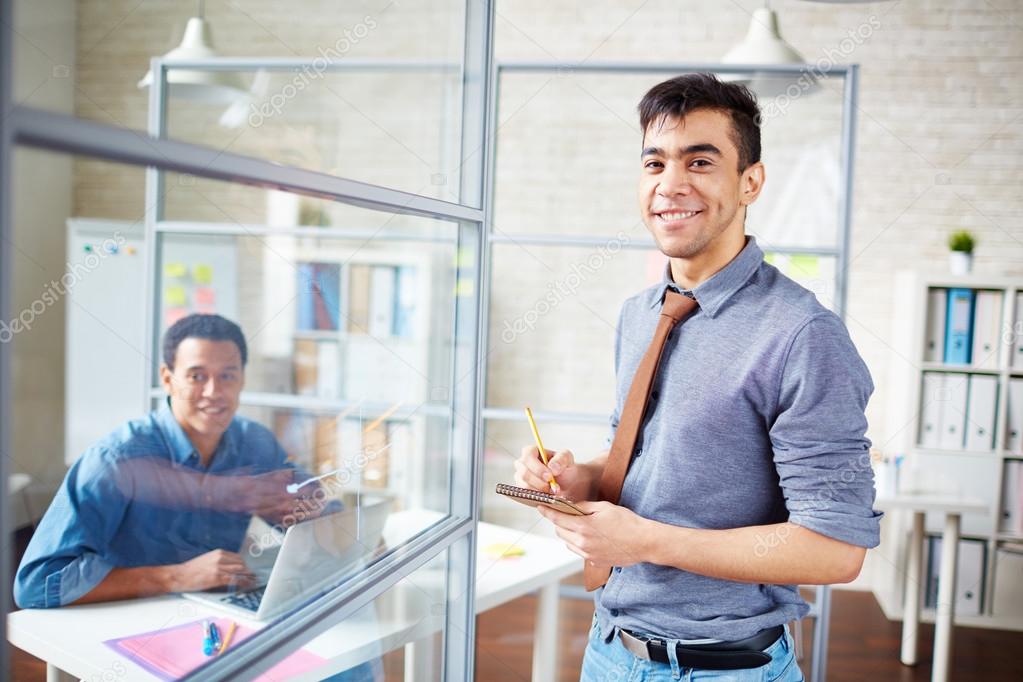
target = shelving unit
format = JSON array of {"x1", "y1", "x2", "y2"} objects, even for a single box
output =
[
  {"x1": 877, "y1": 271, "x2": 1023, "y2": 631},
  {"x1": 272, "y1": 238, "x2": 437, "y2": 505}
]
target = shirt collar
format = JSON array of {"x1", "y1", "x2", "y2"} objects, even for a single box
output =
[
  {"x1": 155, "y1": 398, "x2": 235, "y2": 467},
  {"x1": 649, "y1": 235, "x2": 763, "y2": 319}
]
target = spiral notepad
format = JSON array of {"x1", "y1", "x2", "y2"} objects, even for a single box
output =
[{"x1": 495, "y1": 484, "x2": 590, "y2": 515}]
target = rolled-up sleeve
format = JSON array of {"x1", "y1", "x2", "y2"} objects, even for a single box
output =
[
  {"x1": 14, "y1": 450, "x2": 129, "y2": 608},
  {"x1": 770, "y1": 313, "x2": 883, "y2": 548}
]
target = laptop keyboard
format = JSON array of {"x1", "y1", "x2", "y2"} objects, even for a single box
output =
[{"x1": 222, "y1": 585, "x2": 266, "y2": 612}]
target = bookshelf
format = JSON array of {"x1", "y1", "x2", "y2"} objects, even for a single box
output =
[
  {"x1": 271, "y1": 239, "x2": 441, "y2": 508},
  {"x1": 876, "y1": 271, "x2": 1023, "y2": 631}
]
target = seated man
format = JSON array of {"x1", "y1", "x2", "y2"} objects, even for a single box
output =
[{"x1": 15, "y1": 314, "x2": 318, "y2": 608}]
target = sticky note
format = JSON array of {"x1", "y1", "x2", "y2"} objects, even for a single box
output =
[
  {"x1": 164, "y1": 262, "x2": 188, "y2": 279},
  {"x1": 193, "y1": 263, "x2": 213, "y2": 285},
  {"x1": 164, "y1": 307, "x2": 188, "y2": 327},
  {"x1": 483, "y1": 543, "x2": 525, "y2": 560},
  {"x1": 789, "y1": 254, "x2": 820, "y2": 278},
  {"x1": 194, "y1": 287, "x2": 216, "y2": 307},
  {"x1": 164, "y1": 286, "x2": 187, "y2": 307}
]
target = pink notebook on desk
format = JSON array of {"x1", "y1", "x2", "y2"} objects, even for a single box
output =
[{"x1": 104, "y1": 617, "x2": 326, "y2": 680}]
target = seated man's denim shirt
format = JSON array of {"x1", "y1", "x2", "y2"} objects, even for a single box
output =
[{"x1": 15, "y1": 400, "x2": 306, "y2": 608}]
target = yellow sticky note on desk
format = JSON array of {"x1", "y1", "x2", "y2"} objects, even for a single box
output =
[
  {"x1": 483, "y1": 543, "x2": 525, "y2": 560},
  {"x1": 164, "y1": 286, "x2": 187, "y2": 307},
  {"x1": 193, "y1": 263, "x2": 214, "y2": 284}
]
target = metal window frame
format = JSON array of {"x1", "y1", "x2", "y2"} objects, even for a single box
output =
[
  {"x1": 0, "y1": 0, "x2": 14, "y2": 678},
  {"x1": 0, "y1": 2, "x2": 495, "y2": 680}
]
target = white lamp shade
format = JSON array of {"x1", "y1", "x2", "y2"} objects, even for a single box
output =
[
  {"x1": 138, "y1": 17, "x2": 247, "y2": 105},
  {"x1": 722, "y1": 8, "x2": 806, "y2": 65},
  {"x1": 720, "y1": 8, "x2": 818, "y2": 99}
]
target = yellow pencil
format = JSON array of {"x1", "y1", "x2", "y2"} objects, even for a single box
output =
[
  {"x1": 217, "y1": 621, "x2": 237, "y2": 655},
  {"x1": 524, "y1": 407, "x2": 560, "y2": 494}
]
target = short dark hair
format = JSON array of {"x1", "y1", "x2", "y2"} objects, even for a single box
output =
[
  {"x1": 638, "y1": 73, "x2": 762, "y2": 172},
  {"x1": 162, "y1": 314, "x2": 248, "y2": 370}
]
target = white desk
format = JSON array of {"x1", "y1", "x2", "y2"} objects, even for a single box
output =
[
  {"x1": 875, "y1": 493, "x2": 988, "y2": 682},
  {"x1": 9, "y1": 520, "x2": 582, "y2": 682}
]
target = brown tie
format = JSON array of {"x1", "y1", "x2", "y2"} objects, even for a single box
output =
[{"x1": 583, "y1": 289, "x2": 699, "y2": 591}]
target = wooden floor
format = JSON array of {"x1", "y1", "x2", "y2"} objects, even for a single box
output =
[
  {"x1": 475, "y1": 587, "x2": 1023, "y2": 682},
  {"x1": 10, "y1": 587, "x2": 1022, "y2": 681}
]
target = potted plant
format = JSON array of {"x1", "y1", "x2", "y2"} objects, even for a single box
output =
[{"x1": 948, "y1": 230, "x2": 975, "y2": 275}]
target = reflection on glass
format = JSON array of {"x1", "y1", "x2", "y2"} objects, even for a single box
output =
[
  {"x1": 8, "y1": 129, "x2": 475, "y2": 676},
  {"x1": 167, "y1": 70, "x2": 464, "y2": 203},
  {"x1": 238, "y1": 404, "x2": 454, "y2": 531},
  {"x1": 12, "y1": 311, "x2": 444, "y2": 679},
  {"x1": 486, "y1": 243, "x2": 660, "y2": 415},
  {"x1": 749, "y1": 78, "x2": 844, "y2": 250},
  {"x1": 16, "y1": 316, "x2": 387, "y2": 608},
  {"x1": 289, "y1": 545, "x2": 451, "y2": 681},
  {"x1": 156, "y1": 216, "x2": 460, "y2": 409},
  {"x1": 15, "y1": 1, "x2": 470, "y2": 204}
]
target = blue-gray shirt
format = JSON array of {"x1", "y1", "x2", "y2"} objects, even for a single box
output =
[
  {"x1": 14, "y1": 401, "x2": 302, "y2": 608},
  {"x1": 595, "y1": 235, "x2": 882, "y2": 642}
]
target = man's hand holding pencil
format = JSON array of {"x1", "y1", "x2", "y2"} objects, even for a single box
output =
[
  {"x1": 513, "y1": 407, "x2": 602, "y2": 503},
  {"x1": 513, "y1": 445, "x2": 599, "y2": 502},
  {"x1": 514, "y1": 409, "x2": 646, "y2": 571}
]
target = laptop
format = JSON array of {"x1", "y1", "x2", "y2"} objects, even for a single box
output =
[{"x1": 183, "y1": 493, "x2": 392, "y2": 621}]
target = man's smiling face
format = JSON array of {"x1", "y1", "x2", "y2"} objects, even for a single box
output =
[{"x1": 639, "y1": 108, "x2": 757, "y2": 260}]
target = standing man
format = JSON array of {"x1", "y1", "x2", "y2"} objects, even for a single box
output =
[{"x1": 514, "y1": 74, "x2": 881, "y2": 681}]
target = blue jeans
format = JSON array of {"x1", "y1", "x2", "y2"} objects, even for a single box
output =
[{"x1": 580, "y1": 617, "x2": 805, "y2": 682}]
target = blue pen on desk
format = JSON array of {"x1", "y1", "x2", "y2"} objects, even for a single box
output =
[
  {"x1": 211, "y1": 621, "x2": 222, "y2": 652},
  {"x1": 201, "y1": 617, "x2": 215, "y2": 654}
]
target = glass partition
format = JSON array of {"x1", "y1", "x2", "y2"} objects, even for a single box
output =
[
  {"x1": 12, "y1": 1, "x2": 469, "y2": 202},
  {"x1": 486, "y1": 241, "x2": 662, "y2": 415},
  {"x1": 493, "y1": 70, "x2": 846, "y2": 250},
  {"x1": 165, "y1": 67, "x2": 464, "y2": 203},
  {"x1": 6, "y1": 39, "x2": 483, "y2": 668}
]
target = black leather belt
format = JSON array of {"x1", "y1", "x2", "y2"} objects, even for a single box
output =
[{"x1": 618, "y1": 624, "x2": 784, "y2": 670}]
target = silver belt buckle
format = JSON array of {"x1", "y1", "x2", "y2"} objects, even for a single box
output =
[{"x1": 618, "y1": 629, "x2": 657, "y2": 661}]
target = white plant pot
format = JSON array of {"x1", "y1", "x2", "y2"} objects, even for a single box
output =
[{"x1": 949, "y1": 251, "x2": 973, "y2": 275}]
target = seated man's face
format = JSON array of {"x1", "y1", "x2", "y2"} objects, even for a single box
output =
[{"x1": 160, "y1": 337, "x2": 244, "y2": 441}]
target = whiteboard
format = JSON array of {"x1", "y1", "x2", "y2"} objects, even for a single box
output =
[{"x1": 64, "y1": 219, "x2": 146, "y2": 465}]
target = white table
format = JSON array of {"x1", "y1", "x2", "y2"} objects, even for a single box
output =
[
  {"x1": 875, "y1": 493, "x2": 988, "y2": 682},
  {"x1": 8, "y1": 520, "x2": 582, "y2": 682}
]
